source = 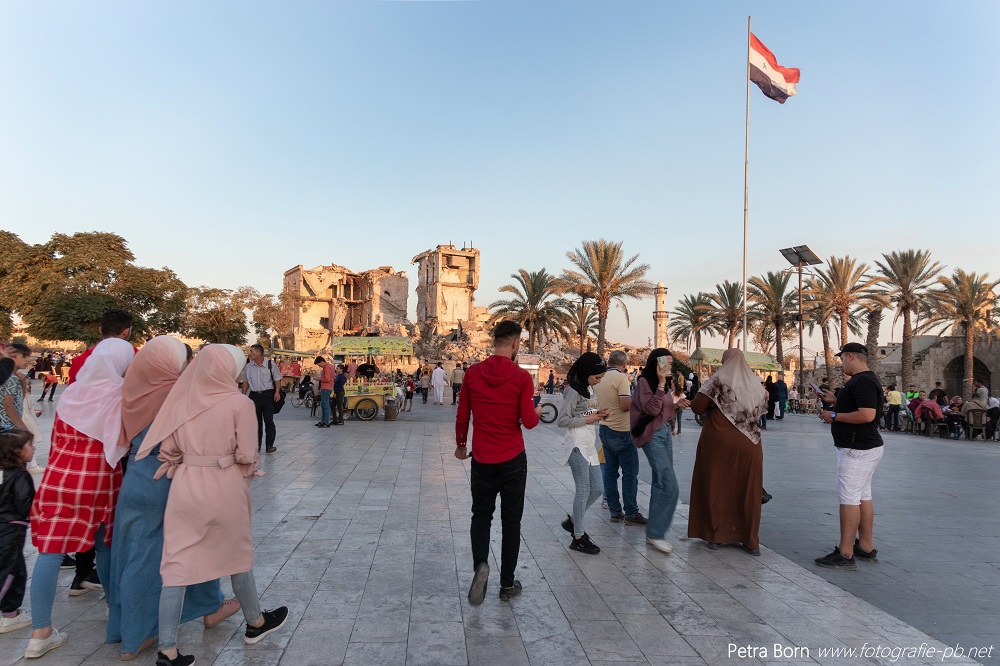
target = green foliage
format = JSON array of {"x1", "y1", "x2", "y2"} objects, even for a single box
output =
[
  {"x1": 183, "y1": 287, "x2": 250, "y2": 345},
  {"x1": 0, "y1": 231, "x2": 189, "y2": 343},
  {"x1": 488, "y1": 268, "x2": 570, "y2": 353}
]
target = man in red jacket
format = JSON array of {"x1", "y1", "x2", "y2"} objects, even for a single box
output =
[{"x1": 455, "y1": 321, "x2": 541, "y2": 606}]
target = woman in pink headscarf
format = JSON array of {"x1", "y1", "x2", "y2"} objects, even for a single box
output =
[
  {"x1": 135, "y1": 345, "x2": 287, "y2": 666},
  {"x1": 688, "y1": 348, "x2": 767, "y2": 556}
]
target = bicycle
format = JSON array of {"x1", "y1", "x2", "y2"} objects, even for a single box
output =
[{"x1": 291, "y1": 391, "x2": 315, "y2": 410}]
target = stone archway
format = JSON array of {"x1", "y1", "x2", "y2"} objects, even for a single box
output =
[{"x1": 942, "y1": 355, "x2": 992, "y2": 397}]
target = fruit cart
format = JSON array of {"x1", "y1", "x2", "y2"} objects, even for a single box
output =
[{"x1": 331, "y1": 336, "x2": 414, "y2": 421}]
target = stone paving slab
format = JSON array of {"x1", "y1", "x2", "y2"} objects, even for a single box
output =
[{"x1": 0, "y1": 393, "x2": 984, "y2": 665}]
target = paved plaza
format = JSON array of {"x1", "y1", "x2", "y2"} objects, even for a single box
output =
[{"x1": 1, "y1": 392, "x2": 994, "y2": 665}]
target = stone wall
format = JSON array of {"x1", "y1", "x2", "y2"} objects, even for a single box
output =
[{"x1": 412, "y1": 244, "x2": 480, "y2": 336}]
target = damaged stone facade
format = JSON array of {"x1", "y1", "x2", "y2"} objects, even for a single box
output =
[
  {"x1": 283, "y1": 264, "x2": 409, "y2": 352},
  {"x1": 411, "y1": 245, "x2": 486, "y2": 336}
]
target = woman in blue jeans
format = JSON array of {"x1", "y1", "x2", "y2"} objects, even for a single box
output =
[
  {"x1": 557, "y1": 353, "x2": 609, "y2": 555},
  {"x1": 629, "y1": 349, "x2": 688, "y2": 554}
]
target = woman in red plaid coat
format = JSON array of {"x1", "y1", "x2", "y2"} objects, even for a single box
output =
[{"x1": 25, "y1": 338, "x2": 134, "y2": 659}]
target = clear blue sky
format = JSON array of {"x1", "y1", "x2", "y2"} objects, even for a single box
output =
[{"x1": 3, "y1": 1, "x2": 998, "y2": 352}]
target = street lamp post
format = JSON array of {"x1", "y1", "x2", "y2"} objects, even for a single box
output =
[{"x1": 779, "y1": 245, "x2": 822, "y2": 396}]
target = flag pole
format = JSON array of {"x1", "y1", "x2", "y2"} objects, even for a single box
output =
[{"x1": 742, "y1": 15, "x2": 751, "y2": 351}]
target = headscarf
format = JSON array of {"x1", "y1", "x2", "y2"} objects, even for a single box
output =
[
  {"x1": 55, "y1": 338, "x2": 135, "y2": 466},
  {"x1": 948, "y1": 395, "x2": 963, "y2": 412},
  {"x1": 119, "y1": 336, "x2": 188, "y2": 447},
  {"x1": 639, "y1": 348, "x2": 671, "y2": 392},
  {"x1": 697, "y1": 348, "x2": 768, "y2": 446},
  {"x1": 135, "y1": 344, "x2": 245, "y2": 461},
  {"x1": 566, "y1": 352, "x2": 606, "y2": 397}
]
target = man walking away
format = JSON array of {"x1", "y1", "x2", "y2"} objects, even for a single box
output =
[
  {"x1": 816, "y1": 343, "x2": 884, "y2": 571},
  {"x1": 450, "y1": 363, "x2": 466, "y2": 405},
  {"x1": 455, "y1": 321, "x2": 541, "y2": 605},
  {"x1": 431, "y1": 362, "x2": 447, "y2": 405},
  {"x1": 595, "y1": 351, "x2": 645, "y2": 526},
  {"x1": 885, "y1": 384, "x2": 902, "y2": 431},
  {"x1": 241, "y1": 345, "x2": 282, "y2": 453}
]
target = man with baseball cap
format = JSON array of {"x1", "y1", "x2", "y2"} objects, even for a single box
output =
[{"x1": 815, "y1": 342, "x2": 884, "y2": 571}]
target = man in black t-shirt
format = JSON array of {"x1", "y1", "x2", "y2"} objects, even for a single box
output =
[{"x1": 815, "y1": 343, "x2": 884, "y2": 571}]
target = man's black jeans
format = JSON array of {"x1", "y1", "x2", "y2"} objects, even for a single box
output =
[
  {"x1": 470, "y1": 450, "x2": 527, "y2": 588},
  {"x1": 334, "y1": 391, "x2": 345, "y2": 423},
  {"x1": 249, "y1": 391, "x2": 277, "y2": 450}
]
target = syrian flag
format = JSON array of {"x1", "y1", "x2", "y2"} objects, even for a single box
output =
[{"x1": 749, "y1": 33, "x2": 800, "y2": 104}]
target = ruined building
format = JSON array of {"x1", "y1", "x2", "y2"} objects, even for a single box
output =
[
  {"x1": 282, "y1": 264, "x2": 409, "y2": 352},
  {"x1": 653, "y1": 282, "x2": 669, "y2": 349},
  {"x1": 411, "y1": 244, "x2": 486, "y2": 336}
]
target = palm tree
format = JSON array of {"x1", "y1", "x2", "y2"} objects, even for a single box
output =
[
  {"x1": 554, "y1": 239, "x2": 654, "y2": 357},
  {"x1": 565, "y1": 300, "x2": 600, "y2": 357},
  {"x1": 804, "y1": 278, "x2": 847, "y2": 387},
  {"x1": 810, "y1": 256, "x2": 883, "y2": 351},
  {"x1": 874, "y1": 249, "x2": 943, "y2": 391},
  {"x1": 748, "y1": 271, "x2": 797, "y2": 367},
  {"x1": 669, "y1": 293, "x2": 714, "y2": 351},
  {"x1": 699, "y1": 280, "x2": 746, "y2": 349},
  {"x1": 924, "y1": 269, "x2": 1000, "y2": 399},
  {"x1": 488, "y1": 268, "x2": 570, "y2": 353}
]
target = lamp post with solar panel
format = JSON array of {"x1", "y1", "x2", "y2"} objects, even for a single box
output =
[{"x1": 779, "y1": 245, "x2": 822, "y2": 398}]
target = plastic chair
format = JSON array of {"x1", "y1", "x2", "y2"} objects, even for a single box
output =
[{"x1": 964, "y1": 409, "x2": 989, "y2": 440}]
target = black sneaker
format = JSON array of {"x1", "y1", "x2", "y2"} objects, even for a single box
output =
[
  {"x1": 569, "y1": 533, "x2": 600, "y2": 555},
  {"x1": 69, "y1": 572, "x2": 93, "y2": 596},
  {"x1": 560, "y1": 514, "x2": 573, "y2": 534},
  {"x1": 498, "y1": 580, "x2": 522, "y2": 601},
  {"x1": 467, "y1": 562, "x2": 489, "y2": 606},
  {"x1": 624, "y1": 512, "x2": 647, "y2": 525},
  {"x1": 156, "y1": 651, "x2": 196, "y2": 666},
  {"x1": 610, "y1": 512, "x2": 625, "y2": 523},
  {"x1": 243, "y1": 606, "x2": 289, "y2": 644},
  {"x1": 814, "y1": 547, "x2": 858, "y2": 571},
  {"x1": 314, "y1": 422, "x2": 330, "y2": 428},
  {"x1": 82, "y1": 569, "x2": 102, "y2": 590},
  {"x1": 60, "y1": 554, "x2": 77, "y2": 570},
  {"x1": 854, "y1": 539, "x2": 879, "y2": 563}
]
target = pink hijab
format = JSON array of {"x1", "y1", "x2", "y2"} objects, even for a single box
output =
[
  {"x1": 119, "y1": 336, "x2": 188, "y2": 448},
  {"x1": 135, "y1": 345, "x2": 246, "y2": 461},
  {"x1": 56, "y1": 338, "x2": 135, "y2": 467}
]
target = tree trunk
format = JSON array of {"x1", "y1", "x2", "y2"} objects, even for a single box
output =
[
  {"x1": 578, "y1": 331, "x2": 585, "y2": 357},
  {"x1": 695, "y1": 330, "x2": 702, "y2": 350},
  {"x1": 728, "y1": 328, "x2": 735, "y2": 349},
  {"x1": 901, "y1": 307, "x2": 913, "y2": 391},
  {"x1": 822, "y1": 325, "x2": 836, "y2": 387},
  {"x1": 596, "y1": 308, "x2": 608, "y2": 357},
  {"x1": 527, "y1": 323, "x2": 536, "y2": 354},
  {"x1": 965, "y1": 324, "x2": 975, "y2": 400},
  {"x1": 774, "y1": 317, "x2": 784, "y2": 368},
  {"x1": 865, "y1": 308, "x2": 882, "y2": 377},
  {"x1": 840, "y1": 308, "x2": 849, "y2": 349}
]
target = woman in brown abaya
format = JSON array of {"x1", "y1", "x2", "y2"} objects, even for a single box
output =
[{"x1": 688, "y1": 348, "x2": 767, "y2": 555}]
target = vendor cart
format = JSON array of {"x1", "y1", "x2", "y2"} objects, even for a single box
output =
[{"x1": 331, "y1": 336, "x2": 414, "y2": 421}]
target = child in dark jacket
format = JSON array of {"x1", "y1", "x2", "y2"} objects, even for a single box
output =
[{"x1": 0, "y1": 428, "x2": 35, "y2": 633}]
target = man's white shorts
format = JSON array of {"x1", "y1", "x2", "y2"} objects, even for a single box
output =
[{"x1": 836, "y1": 446, "x2": 884, "y2": 505}]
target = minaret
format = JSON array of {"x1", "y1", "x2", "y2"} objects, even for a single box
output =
[{"x1": 653, "y1": 282, "x2": 669, "y2": 349}]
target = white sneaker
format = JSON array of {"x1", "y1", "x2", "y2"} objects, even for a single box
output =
[
  {"x1": 24, "y1": 628, "x2": 67, "y2": 658},
  {"x1": 601, "y1": 498, "x2": 609, "y2": 509},
  {"x1": 0, "y1": 610, "x2": 32, "y2": 633},
  {"x1": 645, "y1": 537, "x2": 673, "y2": 554}
]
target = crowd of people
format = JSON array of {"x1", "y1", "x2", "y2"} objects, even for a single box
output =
[{"x1": 4, "y1": 310, "x2": 997, "y2": 656}]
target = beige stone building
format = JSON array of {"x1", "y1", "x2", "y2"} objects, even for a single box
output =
[
  {"x1": 282, "y1": 264, "x2": 409, "y2": 352},
  {"x1": 411, "y1": 245, "x2": 484, "y2": 336},
  {"x1": 653, "y1": 282, "x2": 669, "y2": 349}
]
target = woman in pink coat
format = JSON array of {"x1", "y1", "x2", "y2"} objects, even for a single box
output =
[{"x1": 135, "y1": 345, "x2": 287, "y2": 666}]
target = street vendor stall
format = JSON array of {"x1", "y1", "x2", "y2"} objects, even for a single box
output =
[
  {"x1": 331, "y1": 336, "x2": 413, "y2": 421},
  {"x1": 267, "y1": 349, "x2": 315, "y2": 391},
  {"x1": 687, "y1": 348, "x2": 781, "y2": 377}
]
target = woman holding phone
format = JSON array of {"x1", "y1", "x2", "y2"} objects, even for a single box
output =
[{"x1": 629, "y1": 349, "x2": 689, "y2": 555}]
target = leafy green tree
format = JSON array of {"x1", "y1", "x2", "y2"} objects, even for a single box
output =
[
  {"x1": 184, "y1": 287, "x2": 250, "y2": 345},
  {"x1": 554, "y1": 239, "x2": 654, "y2": 357},
  {"x1": 0, "y1": 231, "x2": 188, "y2": 343},
  {"x1": 488, "y1": 269, "x2": 570, "y2": 354},
  {"x1": 669, "y1": 293, "x2": 714, "y2": 351},
  {"x1": 564, "y1": 300, "x2": 599, "y2": 357},
  {"x1": 874, "y1": 249, "x2": 943, "y2": 391},
  {"x1": 925, "y1": 269, "x2": 1000, "y2": 399}
]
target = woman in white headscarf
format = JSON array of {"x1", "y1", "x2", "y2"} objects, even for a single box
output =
[
  {"x1": 688, "y1": 348, "x2": 767, "y2": 556},
  {"x1": 27, "y1": 338, "x2": 134, "y2": 659}
]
